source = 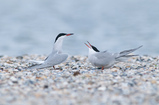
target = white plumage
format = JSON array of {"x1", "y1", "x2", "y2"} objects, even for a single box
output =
[
  {"x1": 85, "y1": 41, "x2": 142, "y2": 70},
  {"x1": 28, "y1": 33, "x2": 73, "y2": 69}
]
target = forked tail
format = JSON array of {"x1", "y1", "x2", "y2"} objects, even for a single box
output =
[{"x1": 115, "y1": 45, "x2": 143, "y2": 61}]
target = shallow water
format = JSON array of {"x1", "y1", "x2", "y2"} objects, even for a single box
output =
[{"x1": 0, "y1": 0, "x2": 159, "y2": 56}]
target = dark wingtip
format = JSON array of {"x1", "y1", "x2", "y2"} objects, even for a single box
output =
[
  {"x1": 137, "y1": 45, "x2": 143, "y2": 49},
  {"x1": 139, "y1": 45, "x2": 143, "y2": 48}
]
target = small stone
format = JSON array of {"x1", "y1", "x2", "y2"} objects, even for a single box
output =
[
  {"x1": 0, "y1": 68, "x2": 3, "y2": 71},
  {"x1": 71, "y1": 65, "x2": 78, "y2": 70},
  {"x1": 112, "y1": 72, "x2": 118, "y2": 77},
  {"x1": 111, "y1": 68, "x2": 118, "y2": 72},
  {"x1": 16, "y1": 56, "x2": 23, "y2": 59},
  {"x1": 151, "y1": 80, "x2": 157, "y2": 84},
  {"x1": 13, "y1": 69, "x2": 19, "y2": 72},
  {"x1": 120, "y1": 73, "x2": 127, "y2": 77},
  {"x1": 44, "y1": 85, "x2": 49, "y2": 89},
  {"x1": 10, "y1": 76, "x2": 18, "y2": 83},
  {"x1": 98, "y1": 86, "x2": 106, "y2": 91},
  {"x1": 73, "y1": 71, "x2": 80, "y2": 76},
  {"x1": 128, "y1": 82, "x2": 134, "y2": 87}
]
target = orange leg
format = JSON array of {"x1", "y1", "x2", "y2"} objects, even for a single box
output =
[
  {"x1": 53, "y1": 66, "x2": 55, "y2": 69},
  {"x1": 102, "y1": 66, "x2": 104, "y2": 70}
]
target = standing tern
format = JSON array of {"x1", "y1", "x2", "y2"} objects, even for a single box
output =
[
  {"x1": 28, "y1": 33, "x2": 73, "y2": 69},
  {"x1": 85, "y1": 41, "x2": 142, "y2": 70}
]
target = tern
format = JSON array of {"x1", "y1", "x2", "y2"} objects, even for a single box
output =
[
  {"x1": 28, "y1": 33, "x2": 73, "y2": 69},
  {"x1": 85, "y1": 41, "x2": 142, "y2": 70}
]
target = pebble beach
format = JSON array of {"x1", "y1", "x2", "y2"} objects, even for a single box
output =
[{"x1": 0, "y1": 55, "x2": 159, "y2": 105}]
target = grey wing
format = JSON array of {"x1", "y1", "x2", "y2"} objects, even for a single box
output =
[
  {"x1": 44, "y1": 52, "x2": 68, "y2": 66},
  {"x1": 95, "y1": 51, "x2": 113, "y2": 59},
  {"x1": 93, "y1": 51, "x2": 115, "y2": 66},
  {"x1": 28, "y1": 60, "x2": 44, "y2": 64},
  {"x1": 28, "y1": 55, "x2": 52, "y2": 69},
  {"x1": 28, "y1": 51, "x2": 68, "y2": 69}
]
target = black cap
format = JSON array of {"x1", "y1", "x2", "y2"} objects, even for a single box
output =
[{"x1": 91, "y1": 45, "x2": 100, "y2": 52}]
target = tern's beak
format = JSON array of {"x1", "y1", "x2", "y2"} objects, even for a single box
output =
[
  {"x1": 66, "y1": 33, "x2": 74, "y2": 36},
  {"x1": 85, "y1": 41, "x2": 92, "y2": 49}
]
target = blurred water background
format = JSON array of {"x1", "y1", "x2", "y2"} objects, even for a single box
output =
[{"x1": 0, "y1": 0, "x2": 159, "y2": 56}]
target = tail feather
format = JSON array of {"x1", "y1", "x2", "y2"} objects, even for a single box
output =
[
  {"x1": 119, "y1": 45, "x2": 143, "y2": 57},
  {"x1": 116, "y1": 54, "x2": 138, "y2": 58},
  {"x1": 28, "y1": 64, "x2": 51, "y2": 69},
  {"x1": 115, "y1": 45, "x2": 142, "y2": 61}
]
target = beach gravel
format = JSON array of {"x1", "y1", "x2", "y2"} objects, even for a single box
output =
[{"x1": 0, "y1": 54, "x2": 159, "y2": 105}]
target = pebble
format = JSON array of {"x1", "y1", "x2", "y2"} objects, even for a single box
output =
[
  {"x1": 0, "y1": 55, "x2": 159, "y2": 105},
  {"x1": 10, "y1": 76, "x2": 18, "y2": 83},
  {"x1": 98, "y1": 86, "x2": 106, "y2": 91}
]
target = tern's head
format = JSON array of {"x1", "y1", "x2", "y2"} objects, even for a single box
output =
[
  {"x1": 53, "y1": 33, "x2": 73, "y2": 52},
  {"x1": 85, "y1": 41, "x2": 100, "y2": 54},
  {"x1": 55, "y1": 33, "x2": 73, "y2": 43}
]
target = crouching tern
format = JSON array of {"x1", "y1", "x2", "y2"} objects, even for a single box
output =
[
  {"x1": 28, "y1": 33, "x2": 73, "y2": 69},
  {"x1": 85, "y1": 41, "x2": 142, "y2": 70}
]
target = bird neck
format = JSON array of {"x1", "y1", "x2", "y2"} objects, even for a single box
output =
[
  {"x1": 53, "y1": 37, "x2": 64, "y2": 52},
  {"x1": 89, "y1": 49, "x2": 97, "y2": 55}
]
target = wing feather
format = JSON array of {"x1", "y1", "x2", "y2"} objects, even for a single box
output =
[
  {"x1": 91, "y1": 51, "x2": 115, "y2": 67},
  {"x1": 44, "y1": 52, "x2": 68, "y2": 66},
  {"x1": 28, "y1": 51, "x2": 68, "y2": 69}
]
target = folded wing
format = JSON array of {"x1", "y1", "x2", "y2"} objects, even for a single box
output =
[{"x1": 28, "y1": 52, "x2": 68, "y2": 69}]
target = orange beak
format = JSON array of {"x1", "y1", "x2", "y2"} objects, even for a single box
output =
[
  {"x1": 66, "y1": 33, "x2": 73, "y2": 36},
  {"x1": 85, "y1": 41, "x2": 92, "y2": 49}
]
